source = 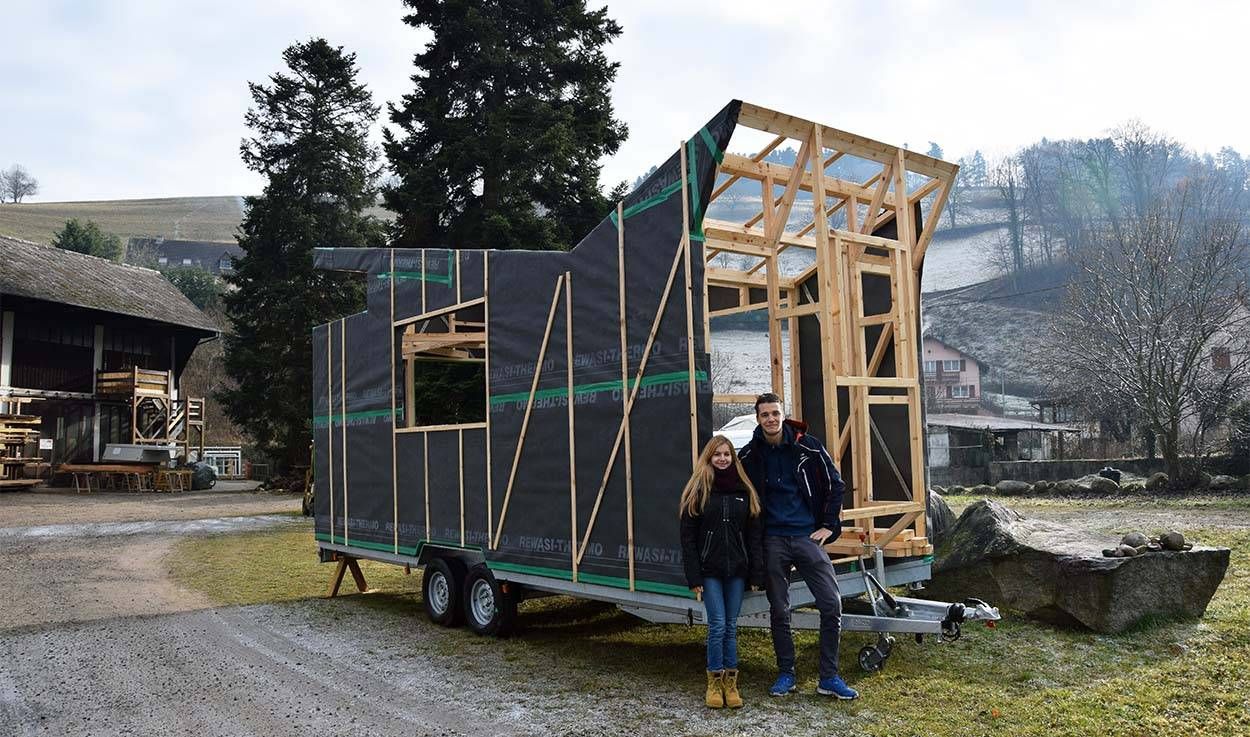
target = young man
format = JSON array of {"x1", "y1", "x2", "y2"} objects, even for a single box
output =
[{"x1": 737, "y1": 393, "x2": 858, "y2": 700}]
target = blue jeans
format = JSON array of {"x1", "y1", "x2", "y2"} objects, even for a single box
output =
[{"x1": 703, "y1": 576, "x2": 745, "y2": 671}]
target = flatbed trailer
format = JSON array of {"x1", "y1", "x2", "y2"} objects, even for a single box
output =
[{"x1": 311, "y1": 100, "x2": 999, "y2": 671}]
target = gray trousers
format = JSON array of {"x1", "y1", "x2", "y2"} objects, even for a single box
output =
[{"x1": 764, "y1": 535, "x2": 842, "y2": 678}]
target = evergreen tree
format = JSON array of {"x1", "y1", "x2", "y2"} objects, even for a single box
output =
[
  {"x1": 969, "y1": 150, "x2": 988, "y2": 186},
  {"x1": 383, "y1": 0, "x2": 627, "y2": 251},
  {"x1": 52, "y1": 218, "x2": 123, "y2": 260},
  {"x1": 220, "y1": 38, "x2": 385, "y2": 471}
]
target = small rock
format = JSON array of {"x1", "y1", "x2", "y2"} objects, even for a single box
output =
[
  {"x1": 1159, "y1": 531, "x2": 1188, "y2": 551},
  {"x1": 1121, "y1": 481, "x2": 1145, "y2": 493},
  {"x1": 1209, "y1": 475, "x2": 1238, "y2": 491},
  {"x1": 946, "y1": 484, "x2": 967, "y2": 495},
  {"x1": 1054, "y1": 479, "x2": 1081, "y2": 496},
  {"x1": 1121, "y1": 532, "x2": 1149, "y2": 547},
  {"x1": 1145, "y1": 472, "x2": 1169, "y2": 491},
  {"x1": 1032, "y1": 480, "x2": 1055, "y2": 495},
  {"x1": 970, "y1": 484, "x2": 994, "y2": 496},
  {"x1": 1088, "y1": 476, "x2": 1119, "y2": 495},
  {"x1": 996, "y1": 480, "x2": 1032, "y2": 496}
]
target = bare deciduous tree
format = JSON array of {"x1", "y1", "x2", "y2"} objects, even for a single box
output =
[
  {"x1": 1050, "y1": 175, "x2": 1250, "y2": 484},
  {"x1": 992, "y1": 155, "x2": 1027, "y2": 279},
  {"x1": 0, "y1": 164, "x2": 39, "y2": 203}
]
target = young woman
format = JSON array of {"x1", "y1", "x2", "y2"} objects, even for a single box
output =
[{"x1": 679, "y1": 435, "x2": 765, "y2": 709}]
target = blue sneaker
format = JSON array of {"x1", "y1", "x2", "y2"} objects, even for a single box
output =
[
  {"x1": 816, "y1": 675, "x2": 859, "y2": 700},
  {"x1": 769, "y1": 672, "x2": 797, "y2": 697}
]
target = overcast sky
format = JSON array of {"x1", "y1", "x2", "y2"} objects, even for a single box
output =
[{"x1": 4, "y1": 0, "x2": 1249, "y2": 202}]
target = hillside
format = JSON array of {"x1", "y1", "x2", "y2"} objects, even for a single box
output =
[
  {"x1": 0, "y1": 196, "x2": 245, "y2": 244},
  {"x1": 0, "y1": 196, "x2": 395, "y2": 245}
]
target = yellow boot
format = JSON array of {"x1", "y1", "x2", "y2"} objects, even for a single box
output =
[
  {"x1": 723, "y1": 669, "x2": 743, "y2": 708},
  {"x1": 705, "y1": 670, "x2": 725, "y2": 708}
]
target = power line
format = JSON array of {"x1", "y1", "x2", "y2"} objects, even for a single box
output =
[{"x1": 924, "y1": 283, "x2": 1067, "y2": 309}]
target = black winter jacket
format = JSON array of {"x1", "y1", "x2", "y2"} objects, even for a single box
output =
[
  {"x1": 738, "y1": 419, "x2": 846, "y2": 540},
  {"x1": 680, "y1": 482, "x2": 766, "y2": 589}
]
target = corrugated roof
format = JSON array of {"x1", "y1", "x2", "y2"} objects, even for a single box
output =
[
  {"x1": 926, "y1": 412, "x2": 1082, "y2": 433},
  {"x1": 0, "y1": 235, "x2": 218, "y2": 332}
]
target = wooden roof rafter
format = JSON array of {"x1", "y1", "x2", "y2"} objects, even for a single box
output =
[{"x1": 702, "y1": 104, "x2": 957, "y2": 284}]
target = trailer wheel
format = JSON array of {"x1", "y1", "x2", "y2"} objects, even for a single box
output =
[
  {"x1": 462, "y1": 565, "x2": 516, "y2": 637},
  {"x1": 422, "y1": 557, "x2": 464, "y2": 626},
  {"x1": 858, "y1": 634, "x2": 895, "y2": 673},
  {"x1": 858, "y1": 645, "x2": 885, "y2": 673}
]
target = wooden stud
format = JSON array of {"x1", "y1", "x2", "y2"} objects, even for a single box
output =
[
  {"x1": 484, "y1": 252, "x2": 493, "y2": 547},
  {"x1": 421, "y1": 250, "x2": 427, "y2": 313},
  {"x1": 813, "y1": 127, "x2": 842, "y2": 454},
  {"x1": 326, "y1": 326, "x2": 334, "y2": 542},
  {"x1": 618, "y1": 201, "x2": 636, "y2": 590},
  {"x1": 393, "y1": 298, "x2": 487, "y2": 329},
  {"x1": 340, "y1": 318, "x2": 348, "y2": 546},
  {"x1": 565, "y1": 271, "x2": 578, "y2": 582},
  {"x1": 787, "y1": 290, "x2": 802, "y2": 421},
  {"x1": 390, "y1": 250, "x2": 399, "y2": 553},
  {"x1": 761, "y1": 176, "x2": 786, "y2": 403},
  {"x1": 493, "y1": 275, "x2": 566, "y2": 549},
  {"x1": 423, "y1": 432, "x2": 430, "y2": 541},
  {"x1": 680, "y1": 140, "x2": 699, "y2": 469},
  {"x1": 396, "y1": 422, "x2": 487, "y2": 434},
  {"x1": 458, "y1": 428, "x2": 465, "y2": 546}
]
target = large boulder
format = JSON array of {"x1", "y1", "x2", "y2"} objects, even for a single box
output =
[
  {"x1": 925, "y1": 500, "x2": 1230, "y2": 633},
  {"x1": 1209, "y1": 474, "x2": 1239, "y2": 492},
  {"x1": 970, "y1": 484, "x2": 994, "y2": 496},
  {"x1": 927, "y1": 490, "x2": 956, "y2": 548},
  {"x1": 995, "y1": 480, "x2": 1032, "y2": 496}
]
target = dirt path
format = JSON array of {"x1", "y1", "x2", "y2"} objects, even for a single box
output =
[
  {"x1": 0, "y1": 484, "x2": 298, "y2": 528},
  {"x1": 0, "y1": 493, "x2": 522, "y2": 737}
]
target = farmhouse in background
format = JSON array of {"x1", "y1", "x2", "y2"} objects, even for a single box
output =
[
  {"x1": 128, "y1": 237, "x2": 243, "y2": 275},
  {"x1": 0, "y1": 236, "x2": 217, "y2": 476},
  {"x1": 922, "y1": 335, "x2": 984, "y2": 413}
]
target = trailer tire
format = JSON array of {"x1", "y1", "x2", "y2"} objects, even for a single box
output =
[
  {"x1": 462, "y1": 565, "x2": 516, "y2": 637},
  {"x1": 423, "y1": 557, "x2": 465, "y2": 627}
]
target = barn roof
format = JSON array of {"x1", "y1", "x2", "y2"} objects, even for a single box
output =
[{"x1": 0, "y1": 235, "x2": 218, "y2": 333}]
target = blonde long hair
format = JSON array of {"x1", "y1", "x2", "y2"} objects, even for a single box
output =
[{"x1": 678, "y1": 435, "x2": 761, "y2": 518}]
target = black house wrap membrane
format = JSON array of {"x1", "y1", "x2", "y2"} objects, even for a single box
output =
[{"x1": 311, "y1": 102, "x2": 741, "y2": 597}]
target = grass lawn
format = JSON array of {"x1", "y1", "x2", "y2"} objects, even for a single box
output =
[{"x1": 170, "y1": 518, "x2": 1250, "y2": 736}]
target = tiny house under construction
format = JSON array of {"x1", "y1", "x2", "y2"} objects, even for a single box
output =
[{"x1": 313, "y1": 101, "x2": 997, "y2": 649}]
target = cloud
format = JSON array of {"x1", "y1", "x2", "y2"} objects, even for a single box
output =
[{"x1": 2, "y1": 0, "x2": 1248, "y2": 202}]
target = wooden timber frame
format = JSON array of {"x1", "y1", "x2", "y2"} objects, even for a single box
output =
[
  {"x1": 702, "y1": 104, "x2": 957, "y2": 559},
  {"x1": 95, "y1": 367, "x2": 206, "y2": 461}
]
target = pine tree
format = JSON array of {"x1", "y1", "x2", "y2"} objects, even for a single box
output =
[
  {"x1": 383, "y1": 0, "x2": 627, "y2": 251},
  {"x1": 220, "y1": 38, "x2": 385, "y2": 471},
  {"x1": 52, "y1": 218, "x2": 123, "y2": 260}
]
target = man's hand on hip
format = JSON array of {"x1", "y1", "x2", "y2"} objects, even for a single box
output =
[{"x1": 809, "y1": 527, "x2": 833, "y2": 544}]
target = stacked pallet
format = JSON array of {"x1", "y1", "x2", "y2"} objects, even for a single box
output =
[{"x1": 0, "y1": 398, "x2": 43, "y2": 489}]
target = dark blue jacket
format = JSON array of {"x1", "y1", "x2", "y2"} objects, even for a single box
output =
[{"x1": 738, "y1": 419, "x2": 845, "y2": 539}]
